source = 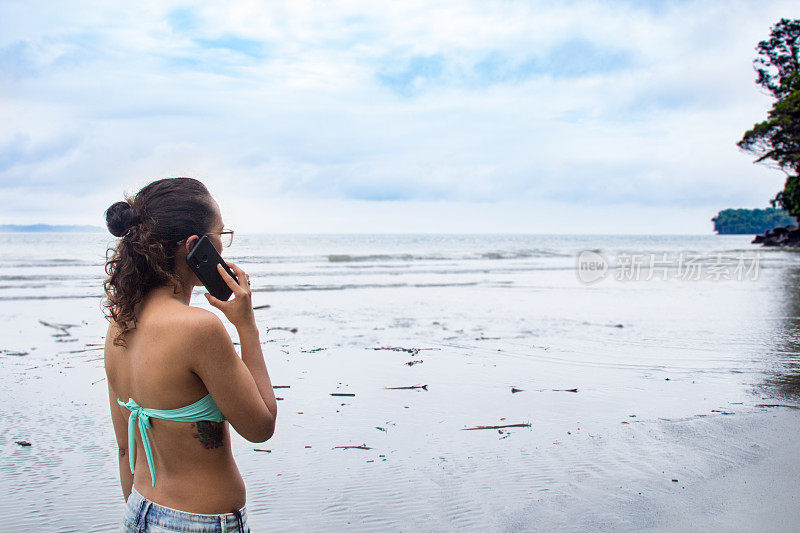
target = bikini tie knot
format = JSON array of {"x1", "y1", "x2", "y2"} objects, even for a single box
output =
[
  {"x1": 118, "y1": 397, "x2": 157, "y2": 486},
  {"x1": 126, "y1": 399, "x2": 151, "y2": 429}
]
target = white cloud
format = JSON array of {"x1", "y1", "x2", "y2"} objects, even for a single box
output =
[{"x1": 0, "y1": 0, "x2": 797, "y2": 232}]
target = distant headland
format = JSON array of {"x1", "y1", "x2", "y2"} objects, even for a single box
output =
[
  {"x1": 0, "y1": 224, "x2": 105, "y2": 233},
  {"x1": 711, "y1": 208, "x2": 796, "y2": 235},
  {"x1": 712, "y1": 208, "x2": 800, "y2": 247}
]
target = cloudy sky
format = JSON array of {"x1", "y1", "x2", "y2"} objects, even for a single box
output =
[{"x1": 1, "y1": 0, "x2": 797, "y2": 233}]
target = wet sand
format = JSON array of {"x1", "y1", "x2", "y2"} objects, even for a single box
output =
[{"x1": 642, "y1": 407, "x2": 800, "y2": 532}]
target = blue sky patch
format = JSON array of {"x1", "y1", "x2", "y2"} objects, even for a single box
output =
[
  {"x1": 166, "y1": 7, "x2": 199, "y2": 33},
  {"x1": 194, "y1": 35, "x2": 269, "y2": 59},
  {"x1": 376, "y1": 54, "x2": 446, "y2": 96}
]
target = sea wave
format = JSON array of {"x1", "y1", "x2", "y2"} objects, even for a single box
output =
[{"x1": 251, "y1": 281, "x2": 480, "y2": 292}]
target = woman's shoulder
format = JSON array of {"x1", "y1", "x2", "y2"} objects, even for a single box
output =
[
  {"x1": 105, "y1": 305, "x2": 223, "y2": 351},
  {"x1": 168, "y1": 308, "x2": 233, "y2": 374},
  {"x1": 180, "y1": 305, "x2": 226, "y2": 331},
  {"x1": 143, "y1": 301, "x2": 220, "y2": 329},
  {"x1": 165, "y1": 306, "x2": 231, "y2": 352}
]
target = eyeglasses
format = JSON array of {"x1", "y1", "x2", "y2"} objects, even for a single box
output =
[
  {"x1": 177, "y1": 228, "x2": 234, "y2": 248},
  {"x1": 206, "y1": 228, "x2": 234, "y2": 248}
]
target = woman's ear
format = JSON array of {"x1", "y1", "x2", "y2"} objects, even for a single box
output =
[{"x1": 185, "y1": 235, "x2": 199, "y2": 254}]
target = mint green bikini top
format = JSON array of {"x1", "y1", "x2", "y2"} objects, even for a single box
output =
[{"x1": 117, "y1": 394, "x2": 226, "y2": 487}]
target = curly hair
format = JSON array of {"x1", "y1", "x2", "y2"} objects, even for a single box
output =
[{"x1": 103, "y1": 177, "x2": 217, "y2": 348}]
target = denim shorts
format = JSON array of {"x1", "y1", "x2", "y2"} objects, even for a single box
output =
[{"x1": 121, "y1": 485, "x2": 250, "y2": 532}]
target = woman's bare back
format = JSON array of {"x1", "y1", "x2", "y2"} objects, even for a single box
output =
[{"x1": 104, "y1": 298, "x2": 246, "y2": 513}]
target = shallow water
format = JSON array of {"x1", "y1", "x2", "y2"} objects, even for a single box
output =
[{"x1": 0, "y1": 233, "x2": 798, "y2": 531}]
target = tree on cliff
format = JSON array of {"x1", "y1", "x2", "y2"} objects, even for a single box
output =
[{"x1": 738, "y1": 18, "x2": 800, "y2": 218}]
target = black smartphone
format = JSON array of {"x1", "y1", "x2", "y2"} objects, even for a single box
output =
[{"x1": 185, "y1": 235, "x2": 239, "y2": 301}]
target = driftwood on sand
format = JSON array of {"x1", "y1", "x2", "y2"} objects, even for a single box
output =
[
  {"x1": 369, "y1": 346, "x2": 440, "y2": 356},
  {"x1": 1, "y1": 349, "x2": 29, "y2": 357},
  {"x1": 267, "y1": 327, "x2": 298, "y2": 333},
  {"x1": 39, "y1": 320, "x2": 78, "y2": 337},
  {"x1": 461, "y1": 423, "x2": 531, "y2": 431},
  {"x1": 66, "y1": 347, "x2": 104, "y2": 354},
  {"x1": 756, "y1": 403, "x2": 800, "y2": 409}
]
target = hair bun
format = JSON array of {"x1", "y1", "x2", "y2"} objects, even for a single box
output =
[{"x1": 105, "y1": 201, "x2": 142, "y2": 237}]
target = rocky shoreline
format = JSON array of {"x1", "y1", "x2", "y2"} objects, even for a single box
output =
[{"x1": 752, "y1": 224, "x2": 800, "y2": 247}]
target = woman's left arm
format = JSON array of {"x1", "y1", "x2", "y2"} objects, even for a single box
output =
[{"x1": 107, "y1": 379, "x2": 133, "y2": 501}]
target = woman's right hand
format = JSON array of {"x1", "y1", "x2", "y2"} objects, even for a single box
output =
[{"x1": 204, "y1": 261, "x2": 256, "y2": 329}]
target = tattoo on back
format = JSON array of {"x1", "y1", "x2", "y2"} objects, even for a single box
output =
[{"x1": 190, "y1": 421, "x2": 225, "y2": 449}]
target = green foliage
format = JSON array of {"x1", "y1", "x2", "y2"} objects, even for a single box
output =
[
  {"x1": 739, "y1": 18, "x2": 800, "y2": 217},
  {"x1": 739, "y1": 88, "x2": 800, "y2": 176},
  {"x1": 770, "y1": 174, "x2": 800, "y2": 214},
  {"x1": 711, "y1": 207, "x2": 796, "y2": 234},
  {"x1": 754, "y1": 18, "x2": 800, "y2": 99}
]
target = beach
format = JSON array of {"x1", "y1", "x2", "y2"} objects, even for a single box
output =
[{"x1": 1, "y1": 232, "x2": 798, "y2": 531}]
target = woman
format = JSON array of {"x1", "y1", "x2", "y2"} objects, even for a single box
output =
[{"x1": 102, "y1": 177, "x2": 277, "y2": 532}]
